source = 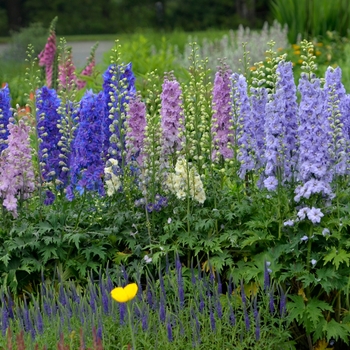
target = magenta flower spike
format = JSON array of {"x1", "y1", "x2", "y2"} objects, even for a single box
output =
[{"x1": 38, "y1": 17, "x2": 57, "y2": 88}]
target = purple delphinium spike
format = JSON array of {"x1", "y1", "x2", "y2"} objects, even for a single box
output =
[
  {"x1": 0, "y1": 120, "x2": 35, "y2": 217},
  {"x1": 295, "y1": 73, "x2": 333, "y2": 201},
  {"x1": 324, "y1": 66, "x2": 349, "y2": 176},
  {"x1": 36, "y1": 87, "x2": 62, "y2": 189},
  {"x1": 102, "y1": 62, "x2": 136, "y2": 162},
  {"x1": 0, "y1": 84, "x2": 11, "y2": 153},
  {"x1": 264, "y1": 61, "x2": 298, "y2": 189},
  {"x1": 199, "y1": 290, "x2": 205, "y2": 313},
  {"x1": 211, "y1": 63, "x2": 234, "y2": 161},
  {"x1": 160, "y1": 75, "x2": 185, "y2": 162},
  {"x1": 126, "y1": 95, "x2": 147, "y2": 167},
  {"x1": 67, "y1": 90, "x2": 105, "y2": 200}
]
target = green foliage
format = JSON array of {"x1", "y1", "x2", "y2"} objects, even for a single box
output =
[{"x1": 270, "y1": 0, "x2": 350, "y2": 44}]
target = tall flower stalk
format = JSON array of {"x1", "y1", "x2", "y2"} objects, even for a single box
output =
[
  {"x1": 0, "y1": 120, "x2": 35, "y2": 217},
  {"x1": 0, "y1": 84, "x2": 11, "y2": 154},
  {"x1": 102, "y1": 43, "x2": 136, "y2": 166},
  {"x1": 38, "y1": 17, "x2": 58, "y2": 89}
]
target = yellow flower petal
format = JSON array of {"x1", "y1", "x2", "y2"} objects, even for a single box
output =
[
  {"x1": 111, "y1": 283, "x2": 138, "y2": 303},
  {"x1": 124, "y1": 283, "x2": 138, "y2": 301}
]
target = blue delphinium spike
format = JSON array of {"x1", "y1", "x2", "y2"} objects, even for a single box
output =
[{"x1": 167, "y1": 318, "x2": 173, "y2": 342}]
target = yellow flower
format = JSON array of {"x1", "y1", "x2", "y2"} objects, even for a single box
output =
[
  {"x1": 294, "y1": 50, "x2": 301, "y2": 55},
  {"x1": 292, "y1": 44, "x2": 300, "y2": 50},
  {"x1": 315, "y1": 50, "x2": 321, "y2": 56},
  {"x1": 111, "y1": 283, "x2": 138, "y2": 303}
]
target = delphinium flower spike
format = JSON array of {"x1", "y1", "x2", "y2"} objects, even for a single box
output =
[
  {"x1": 160, "y1": 72, "x2": 185, "y2": 166},
  {"x1": 125, "y1": 94, "x2": 147, "y2": 167},
  {"x1": 211, "y1": 62, "x2": 234, "y2": 161},
  {"x1": 0, "y1": 84, "x2": 11, "y2": 153},
  {"x1": 38, "y1": 17, "x2": 57, "y2": 88},
  {"x1": 324, "y1": 66, "x2": 349, "y2": 176},
  {"x1": 35, "y1": 86, "x2": 62, "y2": 204},
  {"x1": 263, "y1": 60, "x2": 298, "y2": 190},
  {"x1": 0, "y1": 119, "x2": 36, "y2": 217},
  {"x1": 66, "y1": 90, "x2": 105, "y2": 200},
  {"x1": 58, "y1": 44, "x2": 77, "y2": 91},
  {"x1": 77, "y1": 42, "x2": 99, "y2": 90},
  {"x1": 295, "y1": 73, "x2": 333, "y2": 202},
  {"x1": 102, "y1": 54, "x2": 136, "y2": 165}
]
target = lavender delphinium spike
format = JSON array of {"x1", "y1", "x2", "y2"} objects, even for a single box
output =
[
  {"x1": 102, "y1": 62, "x2": 136, "y2": 163},
  {"x1": 0, "y1": 84, "x2": 11, "y2": 153},
  {"x1": 280, "y1": 286, "x2": 287, "y2": 317},
  {"x1": 211, "y1": 63, "x2": 234, "y2": 161},
  {"x1": 160, "y1": 74, "x2": 185, "y2": 163},
  {"x1": 228, "y1": 304, "x2": 236, "y2": 326},
  {"x1": 67, "y1": 90, "x2": 105, "y2": 200},
  {"x1": 232, "y1": 73, "x2": 260, "y2": 179},
  {"x1": 295, "y1": 73, "x2": 333, "y2": 202},
  {"x1": 0, "y1": 120, "x2": 36, "y2": 217},
  {"x1": 1, "y1": 303, "x2": 8, "y2": 336},
  {"x1": 263, "y1": 61, "x2": 298, "y2": 189},
  {"x1": 125, "y1": 95, "x2": 147, "y2": 167},
  {"x1": 241, "y1": 281, "x2": 250, "y2": 331},
  {"x1": 250, "y1": 86, "x2": 267, "y2": 170},
  {"x1": 324, "y1": 66, "x2": 349, "y2": 176}
]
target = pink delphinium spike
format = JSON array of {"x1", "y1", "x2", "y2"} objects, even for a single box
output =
[
  {"x1": 58, "y1": 47, "x2": 77, "y2": 90},
  {"x1": 126, "y1": 95, "x2": 147, "y2": 167},
  {"x1": 77, "y1": 42, "x2": 98, "y2": 90},
  {"x1": 0, "y1": 120, "x2": 36, "y2": 217},
  {"x1": 38, "y1": 17, "x2": 57, "y2": 88}
]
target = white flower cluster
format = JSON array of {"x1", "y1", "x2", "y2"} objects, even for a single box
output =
[
  {"x1": 165, "y1": 158, "x2": 206, "y2": 204},
  {"x1": 104, "y1": 158, "x2": 121, "y2": 196}
]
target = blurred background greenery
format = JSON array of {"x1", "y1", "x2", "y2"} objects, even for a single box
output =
[{"x1": 0, "y1": 0, "x2": 270, "y2": 36}]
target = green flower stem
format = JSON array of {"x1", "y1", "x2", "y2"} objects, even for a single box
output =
[
  {"x1": 306, "y1": 225, "x2": 313, "y2": 299},
  {"x1": 127, "y1": 301, "x2": 136, "y2": 350}
]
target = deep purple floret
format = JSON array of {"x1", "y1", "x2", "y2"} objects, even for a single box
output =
[
  {"x1": 36, "y1": 86, "x2": 62, "y2": 187},
  {"x1": 0, "y1": 83, "x2": 11, "y2": 153},
  {"x1": 68, "y1": 90, "x2": 106, "y2": 200}
]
